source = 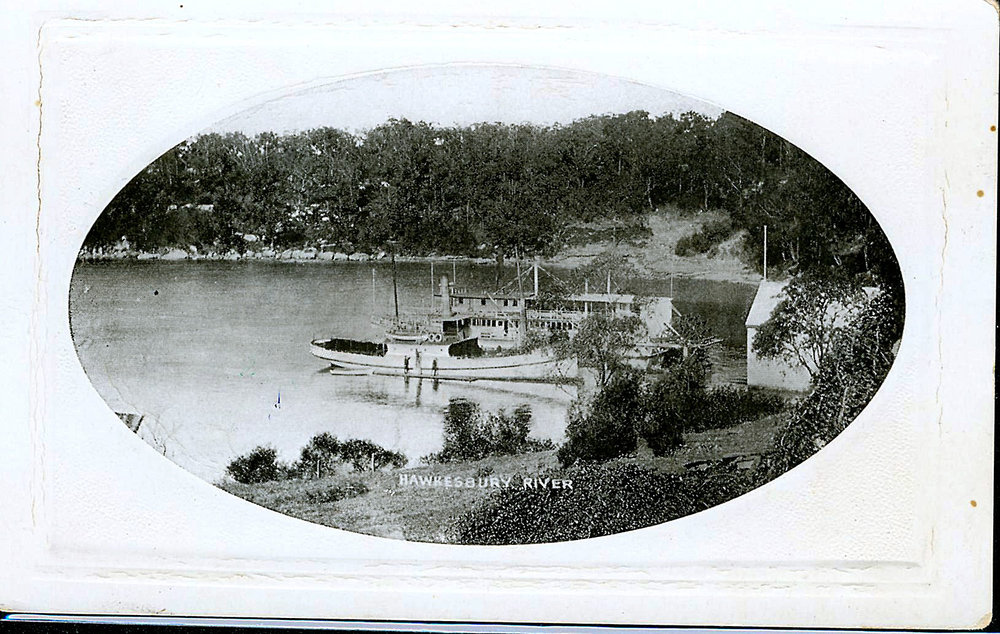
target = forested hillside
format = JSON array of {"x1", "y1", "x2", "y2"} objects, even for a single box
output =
[{"x1": 86, "y1": 111, "x2": 894, "y2": 281}]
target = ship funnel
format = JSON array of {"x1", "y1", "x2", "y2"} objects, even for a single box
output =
[{"x1": 440, "y1": 275, "x2": 452, "y2": 314}]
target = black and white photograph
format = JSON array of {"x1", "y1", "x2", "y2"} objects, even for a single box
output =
[
  {"x1": 2, "y1": 1, "x2": 994, "y2": 627},
  {"x1": 69, "y1": 65, "x2": 905, "y2": 545}
]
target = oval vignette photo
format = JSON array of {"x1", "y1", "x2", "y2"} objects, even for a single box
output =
[{"x1": 68, "y1": 66, "x2": 904, "y2": 545}]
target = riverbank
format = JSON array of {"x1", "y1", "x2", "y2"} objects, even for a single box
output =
[
  {"x1": 78, "y1": 209, "x2": 761, "y2": 285},
  {"x1": 216, "y1": 413, "x2": 783, "y2": 543}
]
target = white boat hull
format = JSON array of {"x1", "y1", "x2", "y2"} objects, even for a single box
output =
[{"x1": 310, "y1": 339, "x2": 578, "y2": 383}]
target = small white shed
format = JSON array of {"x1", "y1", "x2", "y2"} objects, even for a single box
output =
[{"x1": 744, "y1": 280, "x2": 812, "y2": 392}]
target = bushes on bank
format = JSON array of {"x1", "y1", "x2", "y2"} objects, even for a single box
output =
[
  {"x1": 674, "y1": 218, "x2": 735, "y2": 256},
  {"x1": 558, "y1": 357, "x2": 785, "y2": 466},
  {"x1": 682, "y1": 387, "x2": 787, "y2": 433},
  {"x1": 454, "y1": 458, "x2": 765, "y2": 545},
  {"x1": 423, "y1": 399, "x2": 554, "y2": 464},
  {"x1": 226, "y1": 433, "x2": 407, "y2": 484},
  {"x1": 338, "y1": 439, "x2": 407, "y2": 472},
  {"x1": 557, "y1": 370, "x2": 646, "y2": 465},
  {"x1": 226, "y1": 445, "x2": 285, "y2": 484}
]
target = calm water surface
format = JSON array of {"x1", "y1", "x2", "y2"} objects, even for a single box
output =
[{"x1": 69, "y1": 260, "x2": 754, "y2": 481}]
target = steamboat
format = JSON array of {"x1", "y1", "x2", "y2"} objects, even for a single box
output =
[{"x1": 310, "y1": 258, "x2": 685, "y2": 384}]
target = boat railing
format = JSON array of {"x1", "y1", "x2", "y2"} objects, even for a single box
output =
[{"x1": 528, "y1": 309, "x2": 584, "y2": 321}]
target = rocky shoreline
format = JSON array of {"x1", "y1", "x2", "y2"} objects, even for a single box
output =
[
  {"x1": 77, "y1": 245, "x2": 501, "y2": 266},
  {"x1": 77, "y1": 209, "x2": 763, "y2": 285},
  {"x1": 76, "y1": 244, "x2": 761, "y2": 285}
]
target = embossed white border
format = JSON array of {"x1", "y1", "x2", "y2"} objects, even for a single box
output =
[{"x1": 0, "y1": 1, "x2": 994, "y2": 628}]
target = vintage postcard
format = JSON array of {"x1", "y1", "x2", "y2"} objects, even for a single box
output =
[{"x1": 0, "y1": 1, "x2": 995, "y2": 628}]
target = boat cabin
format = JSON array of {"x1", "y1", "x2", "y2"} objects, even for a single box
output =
[{"x1": 447, "y1": 288, "x2": 532, "y2": 316}]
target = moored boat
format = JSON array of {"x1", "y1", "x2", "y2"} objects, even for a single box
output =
[
  {"x1": 310, "y1": 256, "x2": 702, "y2": 383},
  {"x1": 309, "y1": 335, "x2": 577, "y2": 383},
  {"x1": 310, "y1": 274, "x2": 578, "y2": 383}
]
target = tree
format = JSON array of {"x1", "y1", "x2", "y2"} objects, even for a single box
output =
[
  {"x1": 764, "y1": 289, "x2": 901, "y2": 475},
  {"x1": 752, "y1": 271, "x2": 875, "y2": 381},
  {"x1": 557, "y1": 368, "x2": 646, "y2": 466},
  {"x1": 427, "y1": 399, "x2": 550, "y2": 463},
  {"x1": 436, "y1": 398, "x2": 488, "y2": 461},
  {"x1": 491, "y1": 405, "x2": 535, "y2": 455},
  {"x1": 557, "y1": 312, "x2": 646, "y2": 389},
  {"x1": 295, "y1": 432, "x2": 342, "y2": 477},
  {"x1": 338, "y1": 438, "x2": 407, "y2": 472},
  {"x1": 639, "y1": 355, "x2": 709, "y2": 456}
]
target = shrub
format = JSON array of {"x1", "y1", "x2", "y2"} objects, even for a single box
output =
[
  {"x1": 431, "y1": 398, "x2": 490, "y2": 462},
  {"x1": 674, "y1": 218, "x2": 734, "y2": 256},
  {"x1": 454, "y1": 455, "x2": 786, "y2": 545},
  {"x1": 684, "y1": 387, "x2": 786, "y2": 433},
  {"x1": 557, "y1": 369, "x2": 645, "y2": 466},
  {"x1": 454, "y1": 459, "x2": 771, "y2": 544},
  {"x1": 426, "y1": 399, "x2": 552, "y2": 463},
  {"x1": 339, "y1": 438, "x2": 408, "y2": 472},
  {"x1": 294, "y1": 432, "x2": 342, "y2": 478},
  {"x1": 558, "y1": 353, "x2": 784, "y2": 463},
  {"x1": 226, "y1": 445, "x2": 285, "y2": 484}
]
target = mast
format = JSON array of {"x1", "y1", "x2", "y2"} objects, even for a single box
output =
[
  {"x1": 515, "y1": 247, "x2": 528, "y2": 345},
  {"x1": 390, "y1": 243, "x2": 399, "y2": 320},
  {"x1": 430, "y1": 261, "x2": 435, "y2": 309},
  {"x1": 533, "y1": 260, "x2": 539, "y2": 297},
  {"x1": 371, "y1": 268, "x2": 376, "y2": 316}
]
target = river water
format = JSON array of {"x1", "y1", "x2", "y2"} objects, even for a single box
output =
[{"x1": 69, "y1": 260, "x2": 755, "y2": 481}]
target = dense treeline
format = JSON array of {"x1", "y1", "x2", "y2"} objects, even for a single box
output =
[{"x1": 86, "y1": 111, "x2": 894, "y2": 279}]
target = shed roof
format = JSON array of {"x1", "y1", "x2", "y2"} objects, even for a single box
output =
[
  {"x1": 744, "y1": 279, "x2": 881, "y2": 328},
  {"x1": 745, "y1": 280, "x2": 789, "y2": 328}
]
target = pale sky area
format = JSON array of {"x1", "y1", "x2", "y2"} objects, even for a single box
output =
[{"x1": 205, "y1": 65, "x2": 724, "y2": 136}]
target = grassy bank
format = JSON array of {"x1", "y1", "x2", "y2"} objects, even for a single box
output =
[
  {"x1": 217, "y1": 413, "x2": 783, "y2": 543},
  {"x1": 549, "y1": 208, "x2": 757, "y2": 283}
]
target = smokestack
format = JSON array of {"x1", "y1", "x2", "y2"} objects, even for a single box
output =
[{"x1": 440, "y1": 275, "x2": 451, "y2": 314}]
